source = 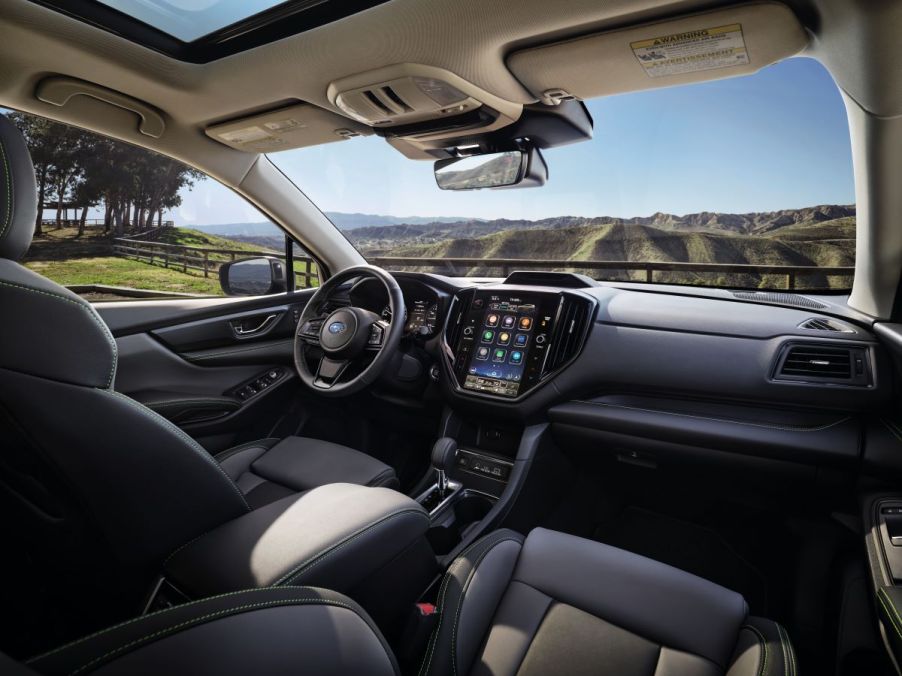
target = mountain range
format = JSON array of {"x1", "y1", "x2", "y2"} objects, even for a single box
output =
[{"x1": 190, "y1": 205, "x2": 856, "y2": 289}]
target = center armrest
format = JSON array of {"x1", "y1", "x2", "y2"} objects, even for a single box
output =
[{"x1": 163, "y1": 483, "x2": 430, "y2": 598}]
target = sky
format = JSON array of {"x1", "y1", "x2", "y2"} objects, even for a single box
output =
[{"x1": 176, "y1": 57, "x2": 855, "y2": 226}]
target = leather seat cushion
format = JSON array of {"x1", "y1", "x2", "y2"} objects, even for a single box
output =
[
  {"x1": 421, "y1": 528, "x2": 796, "y2": 676},
  {"x1": 217, "y1": 436, "x2": 399, "y2": 508}
]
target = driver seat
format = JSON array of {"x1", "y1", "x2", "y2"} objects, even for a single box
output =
[{"x1": 0, "y1": 116, "x2": 397, "y2": 633}]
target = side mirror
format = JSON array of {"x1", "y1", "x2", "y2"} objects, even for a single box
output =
[
  {"x1": 434, "y1": 147, "x2": 548, "y2": 190},
  {"x1": 219, "y1": 257, "x2": 287, "y2": 296}
]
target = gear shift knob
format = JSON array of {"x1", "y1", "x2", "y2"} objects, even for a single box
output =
[
  {"x1": 431, "y1": 437, "x2": 458, "y2": 472},
  {"x1": 431, "y1": 437, "x2": 457, "y2": 496}
]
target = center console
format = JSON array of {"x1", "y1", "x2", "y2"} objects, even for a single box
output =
[{"x1": 443, "y1": 286, "x2": 595, "y2": 401}]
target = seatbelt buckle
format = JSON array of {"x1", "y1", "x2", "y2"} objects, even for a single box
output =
[{"x1": 398, "y1": 602, "x2": 440, "y2": 670}]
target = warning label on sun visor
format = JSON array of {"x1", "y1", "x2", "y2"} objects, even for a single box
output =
[{"x1": 630, "y1": 24, "x2": 749, "y2": 78}]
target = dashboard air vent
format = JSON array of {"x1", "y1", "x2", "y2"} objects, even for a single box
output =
[
  {"x1": 798, "y1": 317, "x2": 854, "y2": 333},
  {"x1": 445, "y1": 293, "x2": 471, "y2": 352},
  {"x1": 732, "y1": 291, "x2": 827, "y2": 310},
  {"x1": 774, "y1": 343, "x2": 870, "y2": 386},
  {"x1": 546, "y1": 295, "x2": 593, "y2": 371}
]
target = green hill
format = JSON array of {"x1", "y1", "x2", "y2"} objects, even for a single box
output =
[{"x1": 386, "y1": 216, "x2": 855, "y2": 289}]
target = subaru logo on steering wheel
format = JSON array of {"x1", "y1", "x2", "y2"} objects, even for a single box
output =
[{"x1": 328, "y1": 321, "x2": 347, "y2": 335}]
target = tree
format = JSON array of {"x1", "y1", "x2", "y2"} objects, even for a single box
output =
[{"x1": 7, "y1": 111, "x2": 204, "y2": 237}]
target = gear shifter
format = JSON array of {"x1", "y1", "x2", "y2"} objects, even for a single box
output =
[{"x1": 431, "y1": 437, "x2": 457, "y2": 498}]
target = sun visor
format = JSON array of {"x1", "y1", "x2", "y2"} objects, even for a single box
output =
[
  {"x1": 206, "y1": 103, "x2": 372, "y2": 153},
  {"x1": 508, "y1": 3, "x2": 808, "y2": 104}
]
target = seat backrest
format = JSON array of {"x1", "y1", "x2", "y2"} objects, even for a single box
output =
[{"x1": 0, "y1": 114, "x2": 249, "y2": 648}]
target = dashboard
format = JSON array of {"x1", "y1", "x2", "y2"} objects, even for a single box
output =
[
  {"x1": 349, "y1": 276, "x2": 445, "y2": 338},
  {"x1": 345, "y1": 270, "x2": 888, "y2": 420}
]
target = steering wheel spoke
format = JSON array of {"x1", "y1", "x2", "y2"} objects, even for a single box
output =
[
  {"x1": 313, "y1": 356, "x2": 350, "y2": 389},
  {"x1": 297, "y1": 316, "x2": 325, "y2": 345},
  {"x1": 365, "y1": 319, "x2": 391, "y2": 351}
]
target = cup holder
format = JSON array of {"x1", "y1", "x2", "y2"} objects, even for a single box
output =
[
  {"x1": 426, "y1": 492, "x2": 495, "y2": 555},
  {"x1": 454, "y1": 493, "x2": 493, "y2": 524}
]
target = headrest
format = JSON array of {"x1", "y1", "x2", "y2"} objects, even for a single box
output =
[{"x1": 0, "y1": 114, "x2": 37, "y2": 261}]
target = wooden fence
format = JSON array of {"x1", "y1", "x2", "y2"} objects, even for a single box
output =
[
  {"x1": 113, "y1": 239, "x2": 851, "y2": 292},
  {"x1": 112, "y1": 237, "x2": 318, "y2": 288},
  {"x1": 370, "y1": 257, "x2": 855, "y2": 290},
  {"x1": 42, "y1": 218, "x2": 175, "y2": 230}
]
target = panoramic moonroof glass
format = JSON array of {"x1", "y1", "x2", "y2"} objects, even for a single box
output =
[{"x1": 95, "y1": 0, "x2": 297, "y2": 42}]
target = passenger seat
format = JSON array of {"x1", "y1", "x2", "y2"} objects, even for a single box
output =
[{"x1": 12, "y1": 528, "x2": 795, "y2": 675}]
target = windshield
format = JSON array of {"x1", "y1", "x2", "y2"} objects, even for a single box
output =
[{"x1": 274, "y1": 57, "x2": 854, "y2": 291}]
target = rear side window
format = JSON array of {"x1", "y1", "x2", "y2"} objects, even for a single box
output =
[{"x1": 8, "y1": 111, "x2": 318, "y2": 300}]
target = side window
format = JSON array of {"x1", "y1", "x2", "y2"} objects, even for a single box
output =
[{"x1": 9, "y1": 111, "x2": 318, "y2": 300}]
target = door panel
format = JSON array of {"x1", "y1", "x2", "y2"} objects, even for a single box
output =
[{"x1": 97, "y1": 291, "x2": 314, "y2": 451}]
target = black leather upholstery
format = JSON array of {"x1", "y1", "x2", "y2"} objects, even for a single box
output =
[
  {"x1": 163, "y1": 483, "x2": 430, "y2": 597},
  {"x1": 420, "y1": 528, "x2": 797, "y2": 676},
  {"x1": 0, "y1": 115, "x2": 37, "y2": 261},
  {"x1": 0, "y1": 115, "x2": 401, "y2": 644},
  {"x1": 6, "y1": 528, "x2": 796, "y2": 675},
  {"x1": 24, "y1": 587, "x2": 400, "y2": 676},
  {"x1": 217, "y1": 436, "x2": 399, "y2": 509}
]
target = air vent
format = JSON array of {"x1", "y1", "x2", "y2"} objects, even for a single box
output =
[
  {"x1": 380, "y1": 86, "x2": 413, "y2": 113},
  {"x1": 774, "y1": 343, "x2": 870, "y2": 386},
  {"x1": 546, "y1": 295, "x2": 594, "y2": 372},
  {"x1": 362, "y1": 89, "x2": 392, "y2": 117},
  {"x1": 798, "y1": 317, "x2": 854, "y2": 333},
  {"x1": 445, "y1": 292, "x2": 472, "y2": 352},
  {"x1": 732, "y1": 291, "x2": 828, "y2": 310}
]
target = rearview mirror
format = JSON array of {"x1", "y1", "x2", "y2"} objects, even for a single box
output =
[
  {"x1": 434, "y1": 148, "x2": 548, "y2": 190},
  {"x1": 219, "y1": 257, "x2": 287, "y2": 296}
]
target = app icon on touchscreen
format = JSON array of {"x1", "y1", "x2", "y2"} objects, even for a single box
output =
[
  {"x1": 476, "y1": 347, "x2": 490, "y2": 360},
  {"x1": 493, "y1": 349, "x2": 507, "y2": 362},
  {"x1": 497, "y1": 331, "x2": 511, "y2": 345},
  {"x1": 518, "y1": 316, "x2": 533, "y2": 330},
  {"x1": 486, "y1": 314, "x2": 500, "y2": 327},
  {"x1": 482, "y1": 330, "x2": 494, "y2": 342},
  {"x1": 501, "y1": 315, "x2": 516, "y2": 329},
  {"x1": 514, "y1": 334, "x2": 528, "y2": 346}
]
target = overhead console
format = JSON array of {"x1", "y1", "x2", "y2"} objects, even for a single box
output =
[
  {"x1": 327, "y1": 64, "x2": 524, "y2": 159},
  {"x1": 443, "y1": 287, "x2": 595, "y2": 400}
]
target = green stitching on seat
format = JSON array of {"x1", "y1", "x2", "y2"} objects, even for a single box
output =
[
  {"x1": 29, "y1": 589, "x2": 306, "y2": 662},
  {"x1": 741, "y1": 625, "x2": 768, "y2": 676},
  {"x1": 418, "y1": 532, "x2": 517, "y2": 676},
  {"x1": 450, "y1": 537, "x2": 520, "y2": 676},
  {"x1": 878, "y1": 589, "x2": 902, "y2": 641},
  {"x1": 0, "y1": 138, "x2": 11, "y2": 238},
  {"x1": 776, "y1": 623, "x2": 796, "y2": 676},
  {"x1": 67, "y1": 598, "x2": 360, "y2": 675},
  {"x1": 0, "y1": 279, "x2": 117, "y2": 387},
  {"x1": 776, "y1": 623, "x2": 788, "y2": 675},
  {"x1": 106, "y1": 390, "x2": 250, "y2": 512}
]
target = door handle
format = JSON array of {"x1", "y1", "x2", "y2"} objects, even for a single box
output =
[{"x1": 231, "y1": 314, "x2": 279, "y2": 338}]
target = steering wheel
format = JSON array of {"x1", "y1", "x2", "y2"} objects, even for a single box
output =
[{"x1": 294, "y1": 265, "x2": 405, "y2": 397}]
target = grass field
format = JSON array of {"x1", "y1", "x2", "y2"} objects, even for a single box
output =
[
  {"x1": 24, "y1": 256, "x2": 224, "y2": 295},
  {"x1": 21, "y1": 226, "x2": 289, "y2": 298}
]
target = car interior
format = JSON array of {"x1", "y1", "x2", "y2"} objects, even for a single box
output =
[{"x1": 1, "y1": 0, "x2": 902, "y2": 674}]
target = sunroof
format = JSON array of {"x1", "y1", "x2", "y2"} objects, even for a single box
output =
[
  {"x1": 31, "y1": 0, "x2": 390, "y2": 61},
  {"x1": 96, "y1": 0, "x2": 303, "y2": 42}
]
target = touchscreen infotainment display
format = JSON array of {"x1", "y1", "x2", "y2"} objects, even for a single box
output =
[{"x1": 454, "y1": 292, "x2": 559, "y2": 398}]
